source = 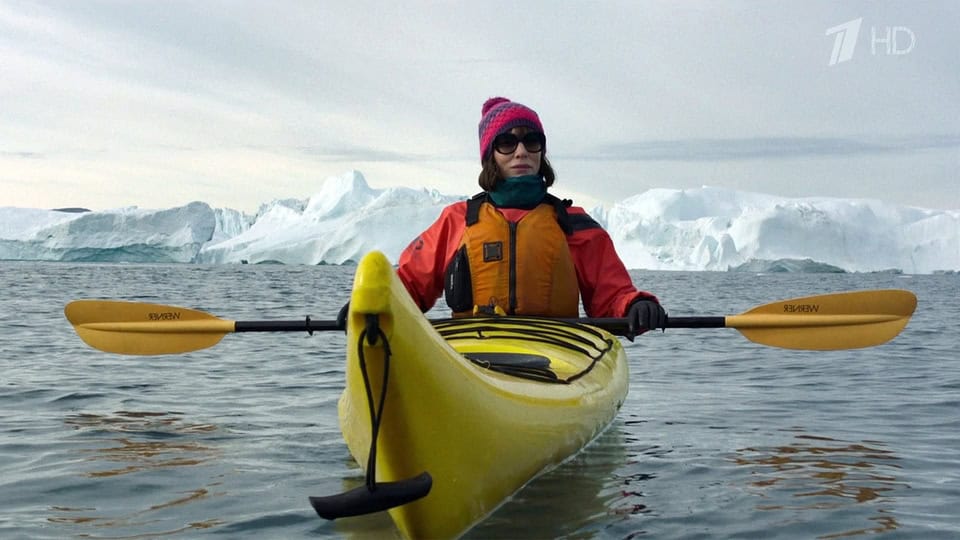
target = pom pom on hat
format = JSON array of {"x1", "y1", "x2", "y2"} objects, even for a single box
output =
[
  {"x1": 482, "y1": 97, "x2": 511, "y2": 116},
  {"x1": 477, "y1": 97, "x2": 544, "y2": 161}
]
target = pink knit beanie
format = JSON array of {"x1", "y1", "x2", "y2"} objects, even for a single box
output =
[{"x1": 477, "y1": 97, "x2": 544, "y2": 161}]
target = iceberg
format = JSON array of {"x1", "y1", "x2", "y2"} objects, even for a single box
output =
[
  {"x1": 599, "y1": 186, "x2": 959, "y2": 274},
  {"x1": 195, "y1": 171, "x2": 463, "y2": 265},
  {"x1": 1, "y1": 171, "x2": 957, "y2": 274},
  {"x1": 0, "y1": 202, "x2": 251, "y2": 263},
  {"x1": 727, "y1": 258, "x2": 847, "y2": 273}
]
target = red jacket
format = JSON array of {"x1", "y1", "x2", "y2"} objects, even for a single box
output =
[{"x1": 397, "y1": 198, "x2": 658, "y2": 318}]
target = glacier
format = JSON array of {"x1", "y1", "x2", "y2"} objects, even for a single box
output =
[{"x1": 1, "y1": 170, "x2": 957, "y2": 274}]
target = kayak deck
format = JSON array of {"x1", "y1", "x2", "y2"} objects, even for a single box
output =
[{"x1": 437, "y1": 316, "x2": 617, "y2": 383}]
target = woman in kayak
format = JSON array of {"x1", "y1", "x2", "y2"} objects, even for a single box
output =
[{"x1": 348, "y1": 97, "x2": 666, "y2": 339}]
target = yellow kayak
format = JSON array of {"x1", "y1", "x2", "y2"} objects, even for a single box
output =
[{"x1": 310, "y1": 251, "x2": 629, "y2": 539}]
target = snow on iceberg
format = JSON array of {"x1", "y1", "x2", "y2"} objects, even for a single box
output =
[
  {"x1": 196, "y1": 171, "x2": 463, "y2": 264},
  {"x1": 602, "y1": 186, "x2": 958, "y2": 274},
  {"x1": 0, "y1": 171, "x2": 956, "y2": 273},
  {"x1": 0, "y1": 202, "x2": 251, "y2": 263}
]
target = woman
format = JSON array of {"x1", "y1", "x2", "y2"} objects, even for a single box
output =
[{"x1": 391, "y1": 97, "x2": 666, "y2": 340}]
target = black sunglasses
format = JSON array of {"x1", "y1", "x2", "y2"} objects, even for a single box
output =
[{"x1": 493, "y1": 132, "x2": 545, "y2": 155}]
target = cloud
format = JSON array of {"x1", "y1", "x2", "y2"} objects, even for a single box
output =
[
  {"x1": 0, "y1": 151, "x2": 45, "y2": 159},
  {"x1": 568, "y1": 135, "x2": 960, "y2": 162},
  {"x1": 292, "y1": 146, "x2": 424, "y2": 163}
]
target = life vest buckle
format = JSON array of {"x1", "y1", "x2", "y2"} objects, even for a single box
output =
[{"x1": 473, "y1": 303, "x2": 507, "y2": 317}]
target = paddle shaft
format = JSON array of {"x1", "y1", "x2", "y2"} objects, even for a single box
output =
[
  {"x1": 581, "y1": 317, "x2": 723, "y2": 330},
  {"x1": 234, "y1": 317, "x2": 724, "y2": 334},
  {"x1": 669, "y1": 317, "x2": 724, "y2": 328},
  {"x1": 582, "y1": 314, "x2": 906, "y2": 331},
  {"x1": 236, "y1": 320, "x2": 341, "y2": 333}
]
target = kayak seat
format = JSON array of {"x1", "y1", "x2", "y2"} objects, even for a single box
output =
[
  {"x1": 464, "y1": 352, "x2": 560, "y2": 383},
  {"x1": 465, "y1": 352, "x2": 551, "y2": 368}
]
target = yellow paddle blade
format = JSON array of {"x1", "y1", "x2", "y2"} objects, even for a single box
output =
[
  {"x1": 727, "y1": 289, "x2": 917, "y2": 350},
  {"x1": 65, "y1": 300, "x2": 235, "y2": 355}
]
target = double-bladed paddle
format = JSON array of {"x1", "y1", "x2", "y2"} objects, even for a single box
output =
[{"x1": 64, "y1": 289, "x2": 916, "y2": 354}]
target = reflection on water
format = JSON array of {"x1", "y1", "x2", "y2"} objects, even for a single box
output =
[
  {"x1": 49, "y1": 411, "x2": 225, "y2": 537},
  {"x1": 608, "y1": 467, "x2": 656, "y2": 518},
  {"x1": 734, "y1": 432, "x2": 907, "y2": 538},
  {"x1": 48, "y1": 503, "x2": 223, "y2": 534},
  {"x1": 463, "y1": 421, "x2": 631, "y2": 539},
  {"x1": 610, "y1": 416, "x2": 670, "y2": 521},
  {"x1": 82, "y1": 437, "x2": 214, "y2": 478},
  {"x1": 64, "y1": 411, "x2": 219, "y2": 478},
  {"x1": 64, "y1": 410, "x2": 218, "y2": 434}
]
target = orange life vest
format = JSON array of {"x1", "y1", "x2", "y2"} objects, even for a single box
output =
[{"x1": 444, "y1": 194, "x2": 580, "y2": 317}]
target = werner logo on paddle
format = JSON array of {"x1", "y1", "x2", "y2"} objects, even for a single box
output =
[
  {"x1": 783, "y1": 304, "x2": 820, "y2": 313},
  {"x1": 148, "y1": 311, "x2": 182, "y2": 321}
]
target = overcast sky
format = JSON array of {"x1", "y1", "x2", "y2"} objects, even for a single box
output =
[{"x1": 2, "y1": 1, "x2": 958, "y2": 213}]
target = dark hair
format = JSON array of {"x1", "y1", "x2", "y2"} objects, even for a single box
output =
[{"x1": 477, "y1": 153, "x2": 556, "y2": 191}]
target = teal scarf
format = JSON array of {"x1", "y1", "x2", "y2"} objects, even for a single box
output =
[{"x1": 488, "y1": 175, "x2": 546, "y2": 208}]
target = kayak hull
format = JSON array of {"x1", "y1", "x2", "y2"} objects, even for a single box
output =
[{"x1": 338, "y1": 251, "x2": 629, "y2": 539}]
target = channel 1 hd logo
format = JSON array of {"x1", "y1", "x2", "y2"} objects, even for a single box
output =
[{"x1": 825, "y1": 17, "x2": 916, "y2": 66}]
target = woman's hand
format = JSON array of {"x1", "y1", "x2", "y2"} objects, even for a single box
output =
[{"x1": 625, "y1": 300, "x2": 667, "y2": 341}]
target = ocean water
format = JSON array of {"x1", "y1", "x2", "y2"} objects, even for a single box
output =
[{"x1": 1, "y1": 261, "x2": 957, "y2": 539}]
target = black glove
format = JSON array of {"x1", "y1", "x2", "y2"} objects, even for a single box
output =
[
  {"x1": 625, "y1": 299, "x2": 667, "y2": 342},
  {"x1": 335, "y1": 301, "x2": 350, "y2": 331}
]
